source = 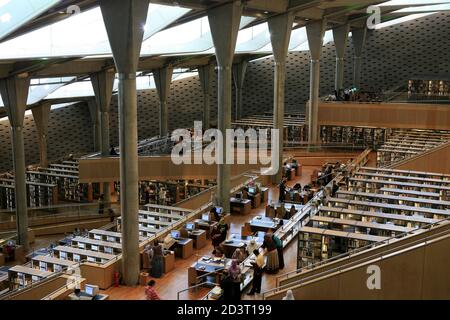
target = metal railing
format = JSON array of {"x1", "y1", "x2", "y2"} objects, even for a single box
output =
[
  {"x1": 262, "y1": 216, "x2": 450, "y2": 299},
  {"x1": 177, "y1": 281, "x2": 219, "y2": 300}
]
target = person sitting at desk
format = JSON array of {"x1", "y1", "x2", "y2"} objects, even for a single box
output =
[
  {"x1": 150, "y1": 241, "x2": 164, "y2": 278},
  {"x1": 231, "y1": 247, "x2": 247, "y2": 263},
  {"x1": 162, "y1": 233, "x2": 177, "y2": 250},
  {"x1": 246, "y1": 239, "x2": 258, "y2": 256},
  {"x1": 210, "y1": 207, "x2": 220, "y2": 222},
  {"x1": 286, "y1": 205, "x2": 297, "y2": 219},
  {"x1": 109, "y1": 145, "x2": 118, "y2": 156},
  {"x1": 179, "y1": 227, "x2": 189, "y2": 238},
  {"x1": 212, "y1": 246, "x2": 225, "y2": 258},
  {"x1": 211, "y1": 225, "x2": 223, "y2": 248}
]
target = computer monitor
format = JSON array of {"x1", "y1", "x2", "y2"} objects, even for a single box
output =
[
  {"x1": 171, "y1": 230, "x2": 180, "y2": 239},
  {"x1": 202, "y1": 213, "x2": 210, "y2": 222},
  {"x1": 186, "y1": 223, "x2": 195, "y2": 231},
  {"x1": 85, "y1": 284, "x2": 99, "y2": 297},
  {"x1": 91, "y1": 245, "x2": 99, "y2": 252},
  {"x1": 248, "y1": 187, "x2": 256, "y2": 194},
  {"x1": 215, "y1": 206, "x2": 223, "y2": 215},
  {"x1": 73, "y1": 254, "x2": 80, "y2": 262}
]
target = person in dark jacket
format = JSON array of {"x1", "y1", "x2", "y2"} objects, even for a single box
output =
[
  {"x1": 211, "y1": 225, "x2": 223, "y2": 248},
  {"x1": 150, "y1": 241, "x2": 164, "y2": 278},
  {"x1": 220, "y1": 270, "x2": 234, "y2": 301},
  {"x1": 278, "y1": 178, "x2": 287, "y2": 203}
]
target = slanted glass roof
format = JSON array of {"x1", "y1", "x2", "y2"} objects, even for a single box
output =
[
  {"x1": 0, "y1": 4, "x2": 190, "y2": 59},
  {"x1": 0, "y1": 2, "x2": 446, "y2": 109},
  {"x1": 141, "y1": 16, "x2": 255, "y2": 56},
  {"x1": 0, "y1": 0, "x2": 60, "y2": 41}
]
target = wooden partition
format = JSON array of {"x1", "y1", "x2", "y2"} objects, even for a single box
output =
[
  {"x1": 391, "y1": 141, "x2": 450, "y2": 174},
  {"x1": 318, "y1": 102, "x2": 450, "y2": 130}
]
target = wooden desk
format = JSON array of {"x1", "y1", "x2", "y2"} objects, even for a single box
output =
[
  {"x1": 193, "y1": 219, "x2": 218, "y2": 239},
  {"x1": 188, "y1": 229, "x2": 207, "y2": 249},
  {"x1": 221, "y1": 234, "x2": 264, "y2": 258},
  {"x1": 247, "y1": 192, "x2": 261, "y2": 208},
  {"x1": 174, "y1": 238, "x2": 194, "y2": 259},
  {"x1": 188, "y1": 257, "x2": 227, "y2": 286},
  {"x1": 52, "y1": 245, "x2": 115, "y2": 263},
  {"x1": 230, "y1": 197, "x2": 251, "y2": 215},
  {"x1": 163, "y1": 251, "x2": 175, "y2": 273}
]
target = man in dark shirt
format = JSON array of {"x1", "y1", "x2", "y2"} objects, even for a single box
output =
[{"x1": 279, "y1": 178, "x2": 287, "y2": 203}]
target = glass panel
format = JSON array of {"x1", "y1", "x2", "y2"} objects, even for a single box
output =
[
  {"x1": 374, "y1": 13, "x2": 436, "y2": 29},
  {"x1": 46, "y1": 80, "x2": 94, "y2": 99},
  {"x1": 378, "y1": 0, "x2": 449, "y2": 6},
  {"x1": 0, "y1": 4, "x2": 190, "y2": 59},
  {"x1": 141, "y1": 16, "x2": 255, "y2": 56},
  {"x1": 0, "y1": 0, "x2": 60, "y2": 41}
]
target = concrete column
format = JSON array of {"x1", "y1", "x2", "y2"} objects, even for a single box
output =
[
  {"x1": 31, "y1": 102, "x2": 52, "y2": 168},
  {"x1": 306, "y1": 19, "x2": 327, "y2": 145},
  {"x1": 198, "y1": 63, "x2": 214, "y2": 129},
  {"x1": 100, "y1": 0, "x2": 149, "y2": 286},
  {"x1": 87, "y1": 99, "x2": 101, "y2": 152},
  {"x1": 268, "y1": 12, "x2": 294, "y2": 183},
  {"x1": 333, "y1": 23, "x2": 350, "y2": 92},
  {"x1": 232, "y1": 61, "x2": 248, "y2": 120},
  {"x1": 208, "y1": 1, "x2": 243, "y2": 214},
  {"x1": 0, "y1": 75, "x2": 30, "y2": 250},
  {"x1": 154, "y1": 66, "x2": 173, "y2": 137},
  {"x1": 352, "y1": 27, "x2": 367, "y2": 89},
  {"x1": 91, "y1": 69, "x2": 115, "y2": 204}
]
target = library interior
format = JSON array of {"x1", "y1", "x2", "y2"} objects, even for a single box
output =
[{"x1": 0, "y1": 0, "x2": 449, "y2": 302}]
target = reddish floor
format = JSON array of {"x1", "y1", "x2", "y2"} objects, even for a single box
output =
[{"x1": 103, "y1": 165, "x2": 319, "y2": 300}]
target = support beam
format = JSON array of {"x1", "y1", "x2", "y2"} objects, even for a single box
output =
[
  {"x1": 31, "y1": 101, "x2": 52, "y2": 168},
  {"x1": 87, "y1": 99, "x2": 101, "y2": 152},
  {"x1": 232, "y1": 61, "x2": 248, "y2": 120},
  {"x1": 306, "y1": 19, "x2": 327, "y2": 145},
  {"x1": 351, "y1": 27, "x2": 367, "y2": 89},
  {"x1": 100, "y1": 0, "x2": 149, "y2": 286},
  {"x1": 0, "y1": 75, "x2": 30, "y2": 250},
  {"x1": 154, "y1": 66, "x2": 174, "y2": 137},
  {"x1": 208, "y1": 1, "x2": 243, "y2": 214},
  {"x1": 332, "y1": 23, "x2": 350, "y2": 93},
  {"x1": 268, "y1": 12, "x2": 294, "y2": 183},
  {"x1": 198, "y1": 63, "x2": 214, "y2": 129},
  {"x1": 91, "y1": 69, "x2": 115, "y2": 204}
]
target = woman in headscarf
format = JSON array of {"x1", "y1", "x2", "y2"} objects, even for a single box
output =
[
  {"x1": 228, "y1": 259, "x2": 242, "y2": 301},
  {"x1": 261, "y1": 232, "x2": 279, "y2": 274},
  {"x1": 231, "y1": 247, "x2": 247, "y2": 263},
  {"x1": 282, "y1": 289, "x2": 295, "y2": 300}
]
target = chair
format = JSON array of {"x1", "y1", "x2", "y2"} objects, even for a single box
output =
[{"x1": 241, "y1": 223, "x2": 253, "y2": 237}]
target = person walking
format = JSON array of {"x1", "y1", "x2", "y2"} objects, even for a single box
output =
[
  {"x1": 278, "y1": 178, "x2": 287, "y2": 203},
  {"x1": 150, "y1": 241, "x2": 164, "y2": 278}
]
